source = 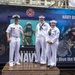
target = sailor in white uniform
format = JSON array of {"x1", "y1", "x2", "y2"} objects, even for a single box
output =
[
  {"x1": 46, "y1": 20, "x2": 60, "y2": 68},
  {"x1": 35, "y1": 15, "x2": 50, "y2": 65},
  {"x1": 6, "y1": 14, "x2": 24, "y2": 67}
]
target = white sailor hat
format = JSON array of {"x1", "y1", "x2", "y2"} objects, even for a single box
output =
[
  {"x1": 39, "y1": 15, "x2": 45, "y2": 18},
  {"x1": 12, "y1": 14, "x2": 20, "y2": 18},
  {"x1": 50, "y1": 20, "x2": 57, "y2": 23}
]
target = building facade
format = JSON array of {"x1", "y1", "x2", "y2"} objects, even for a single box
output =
[{"x1": 0, "y1": 0, "x2": 74, "y2": 8}]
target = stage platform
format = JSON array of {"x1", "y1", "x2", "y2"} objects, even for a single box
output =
[{"x1": 2, "y1": 62, "x2": 60, "y2": 75}]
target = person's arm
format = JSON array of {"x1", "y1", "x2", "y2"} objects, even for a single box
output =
[
  {"x1": 51, "y1": 28, "x2": 60, "y2": 43},
  {"x1": 35, "y1": 24, "x2": 39, "y2": 36},
  {"x1": 23, "y1": 28, "x2": 28, "y2": 36},
  {"x1": 6, "y1": 32, "x2": 11, "y2": 42},
  {"x1": 32, "y1": 29, "x2": 35, "y2": 35},
  {"x1": 46, "y1": 27, "x2": 52, "y2": 44},
  {"x1": 22, "y1": 33, "x2": 24, "y2": 43},
  {"x1": 6, "y1": 25, "x2": 11, "y2": 43},
  {"x1": 20, "y1": 26, "x2": 24, "y2": 43}
]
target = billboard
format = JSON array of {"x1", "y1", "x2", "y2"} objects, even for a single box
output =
[{"x1": 0, "y1": 5, "x2": 75, "y2": 66}]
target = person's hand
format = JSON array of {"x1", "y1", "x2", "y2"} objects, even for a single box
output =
[
  {"x1": 47, "y1": 41, "x2": 52, "y2": 44},
  {"x1": 22, "y1": 39, "x2": 24, "y2": 43},
  {"x1": 7, "y1": 38, "x2": 11, "y2": 43}
]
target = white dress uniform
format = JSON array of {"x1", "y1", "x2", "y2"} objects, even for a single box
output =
[
  {"x1": 6, "y1": 23, "x2": 23, "y2": 64},
  {"x1": 35, "y1": 21, "x2": 50, "y2": 64},
  {"x1": 46, "y1": 24, "x2": 60, "y2": 66}
]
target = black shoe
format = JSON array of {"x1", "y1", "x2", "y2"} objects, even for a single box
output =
[
  {"x1": 40, "y1": 64, "x2": 45, "y2": 66},
  {"x1": 49, "y1": 65, "x2": 56, "y2": 68},
  {"x1": 33, "y1": 62, "x2": 40, "y2": 64},
  {"x1": 47, "y1": 65, "x2": 50, "y2": 68}
]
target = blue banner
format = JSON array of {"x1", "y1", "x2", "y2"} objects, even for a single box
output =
[{"x1": 0, "y1": 5, "x2": 75, "y2": 66}]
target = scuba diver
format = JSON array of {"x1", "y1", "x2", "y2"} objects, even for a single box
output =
[
  {"x1": 64, "y1": 24, "x2": 75, "y2": 42},
  {"x1": 23, "y1": 22, "x2": 35, "y2": 45},
  {"x1": 57, "y1": 24, "x2": 75, "y2": 57}
]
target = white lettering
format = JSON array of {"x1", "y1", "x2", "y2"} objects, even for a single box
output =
[
  {"x1": 67, "y1": 57, "x2": 73, "y2": 61},
  {"x1": 62, "y1": 15, "x2": 71, "y2": 19},
  {"x1": 72, "y1": 16, "x2": 75, "y2": 19},
  {"x1": 59, "y1": 57, "x2": 66, "y2": 61},
  {"x1": 19, "y1": 51, "x2": 36, "y2": 62},
  {"x1": 24, "y1": 51, "x2": 28, "y2": 62},
  {"x1": 19, "y1": 51, "x2": 23, "y2": 62}
]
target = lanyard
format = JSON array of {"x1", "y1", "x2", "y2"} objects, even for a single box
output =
[{"x1": 39, "y1": 22, "x2": 44, "y2": 30}]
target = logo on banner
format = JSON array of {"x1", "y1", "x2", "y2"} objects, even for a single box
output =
[{"x1": 26, "y1": 8, "x2": 35, "y2": 17}]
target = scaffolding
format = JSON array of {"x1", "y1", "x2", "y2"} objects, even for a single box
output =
[{"x1": 0, "y1": 0, "x2": 73, "y2": 9}]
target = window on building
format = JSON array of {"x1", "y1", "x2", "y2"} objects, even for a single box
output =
[
  {"x1": 41, "y1": 0, "x2": 45, "y2": 1},
  {"x1": 9, "y1": 0, "x2": 15, "y2": 3},
  {"x1": 41, "y1": 3, "x2": 45, "y2": 5},
  {"x1": 32, "y1": 1, "x2": 36, "y2": 5},
  {"x1": 26, "y1": 0, "x2": 30, "y2": 4},
  {"x1": 16, "y1": 0, "x2": 22, "y2": 4},
  {"x1": 69, "y1": 0, "x2": 75, "y2": 7},
  {"x1": 47, "y1": 0, "x2": 50, "y2": 2}
]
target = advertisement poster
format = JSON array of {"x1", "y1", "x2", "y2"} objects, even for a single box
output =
[{"x1": 0, "y1": 5, "x2": 75, "y2": 66}]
